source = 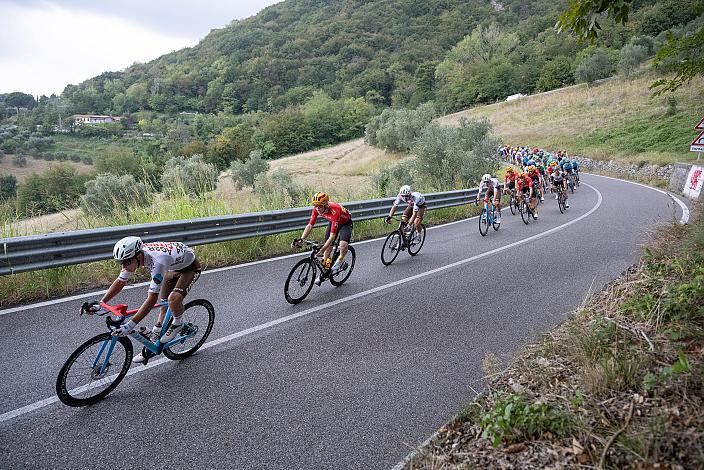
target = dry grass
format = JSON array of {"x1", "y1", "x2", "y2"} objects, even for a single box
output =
[{"x1": 0, "y1": 155, "x2": 93, "y2": 182}]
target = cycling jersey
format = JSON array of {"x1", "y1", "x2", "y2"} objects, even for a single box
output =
[
  {"x1": 118, "y1": 242, "x2": 196, "y2": 294},
  {"x1": 479, "y1": 177, "x2": 500, "y2": 193},
  {"x1": 516, "y1": 176, "x2": 533, "y2": 192},
  {"x1": 393, "y1": 191, "x2": 426, "y2": 211},
  {"x1": 309, "y1": 201, "x2": 351, "y2": 234}
]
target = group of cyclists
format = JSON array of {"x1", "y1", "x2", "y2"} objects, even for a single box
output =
[{"x1": 86, "y1": 146, "x2": 581, "y2": 366}]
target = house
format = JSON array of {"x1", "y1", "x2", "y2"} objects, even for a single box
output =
[{"x1": 72, "y1": 114, "x2": 123, "y2": 125}]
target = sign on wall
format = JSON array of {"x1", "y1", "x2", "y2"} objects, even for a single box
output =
[{"x1": 683, "y1": 165, "x2": 703, "y2": 198}]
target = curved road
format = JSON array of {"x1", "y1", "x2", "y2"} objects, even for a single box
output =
[{"x1": 0, "y1": 174, "x2": 688, "y2": 469}]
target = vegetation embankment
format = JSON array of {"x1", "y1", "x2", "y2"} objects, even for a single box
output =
[
  {"x1": 441, "y1": 73, "x2": 704, "y2": 166},
  {"x1": 406, "y1": 207, "x2": 704, "y2": 469},
  {"x1": 0, "y1": 105, "x2": 498, "y2": 306}
]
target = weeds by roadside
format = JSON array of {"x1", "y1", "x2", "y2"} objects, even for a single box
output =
[{"x1": 406, "y1": 205, "x2": 703, "y2": 469}]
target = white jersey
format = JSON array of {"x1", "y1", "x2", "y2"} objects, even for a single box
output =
[
  {"x1": 393, "y1": 191, "x2": 426, "y2": 211},
  {"x1": 479, "y1": 178, "x2": 500, "y2": 192},
  {"x1": 118, "y1": 241, "x2": 196, "y2": 294}
]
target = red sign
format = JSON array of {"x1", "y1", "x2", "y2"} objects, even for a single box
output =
[
  {"x1": 697, "y1": 117, "x2": 704, "y2": 130},
  {"x1": 692, "y1": 130, "x2": 704, "y2": 152}
]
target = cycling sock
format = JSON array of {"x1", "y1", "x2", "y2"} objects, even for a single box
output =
[
  {"x1": 337, "y1": 253, "x2": 346, "y2": 261},
  {"x1": 172, "y1": 316, "x2": 183, "y2": 326}
]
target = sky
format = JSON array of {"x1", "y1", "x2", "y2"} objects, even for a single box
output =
[{"x1": 0, "y1": 0, "x2": 282, "y2": 97}]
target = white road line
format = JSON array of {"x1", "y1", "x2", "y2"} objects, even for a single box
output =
[
  {"x1": 0, "y1": 184, "x2": 603, "y2": 425},
  {"x1": 0, "y1": 215, "x2": 475, "y2": 316},
  {"x1": 584, "y1": 172, "x2": 689, "y2": 224}
]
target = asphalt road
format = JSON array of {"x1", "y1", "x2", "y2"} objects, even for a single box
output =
[{"x1": 0, "y1": 174, "x2": 688, "y2": 469}]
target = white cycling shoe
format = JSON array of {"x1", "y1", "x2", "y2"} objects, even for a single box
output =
[
  {"x1": 132, "y1": 353, "x2": 149, "y2": 365},
  {"x1": 160, "y1": 322, "x2": 184, "y2": 343}
]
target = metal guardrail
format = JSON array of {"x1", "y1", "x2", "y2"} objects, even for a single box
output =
[{"x1": 0, "y1": 188, "x2": 482, "y2": 275}]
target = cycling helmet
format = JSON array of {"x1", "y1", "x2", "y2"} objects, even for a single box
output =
[
  {"x1": 481, "y1": 174, "x2": 491, "y2": 182},
  {"x1": 549, "y1": 161, "x2": 557, "y2": 167},
  {"x1": 113, "y1": 236, "x2": 143, "y2": 262},
  {"x1": 398, "y1": 185, "x2": 412, "y2": 196},
  {"x1": 527, "y1": 165, "x2": 536, "y2": 173},
  {"x1": 505, "y1": 166, "x2": 514, "y2": 173},
  {"x1": 311, "y1": 191, "x2": 329, "y2": 206}
]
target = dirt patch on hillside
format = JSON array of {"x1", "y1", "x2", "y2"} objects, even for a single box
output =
[{"x1": 0, "y1": 156, "x2": 93, "y2": 181}]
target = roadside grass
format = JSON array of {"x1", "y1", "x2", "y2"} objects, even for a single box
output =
[
  {"x1": 442, "y1": 73, "x2": 704, "y2": 165},
  {"x1": 0, "y1": 203, "x2": 482, "y2": 306},
  {"x1": 407, "y1": 205, "x2": 704, "y2": 469}
]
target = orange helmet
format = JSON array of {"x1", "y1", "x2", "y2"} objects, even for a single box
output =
[
  {"x1": 527, "y1": 165, "x2": 536, "y2": 173},
  {"x1": 505, "y1": 166, "x2": 514, "y2": 174},
  {"x1": 311, "y1": 191, "x2": 329, "y2": 206}
]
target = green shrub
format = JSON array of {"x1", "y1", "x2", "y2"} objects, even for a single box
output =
[
  {"x1": 230, "y1": 150, "x2": 270, "y2": 190},
  {"x1": 364, "y1": 102, "x2": 436, "y2": 152},
  {"x1": 618, "y1": 44, "x2": 649, "y2": 78},
  {"x1": 161, "y1": 154, "x2": 218, "y2": 197},
  {"x1": 480, "y1": 393, "x2": 571, "y2": 447},
  {"x1": 254, "y1": 168, "x2": 310, "y2": 209},
  {"x1": 0, "y1": 174, "x2": 17, "y2": 200},
  {"x1": 16, "y1": 164, "x2": 90, "y2": 215},
  {"x1": 411, "y1": 118, "x2": 500, "y2": 190},
  {"x1": 80, "y1": 173, "x2": 152, "y2": 215},
  {"x1": 370, "y1": 161, "x2": 415, "y2": 197},
  {"x1": 575, "y1": 50, "x2": 616, "y2": 84},
  {"x1": 12, "y1": 154, "x2": 27, "y2": 167}
]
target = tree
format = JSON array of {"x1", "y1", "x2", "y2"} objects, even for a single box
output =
[
  {"x1": 80, "y1": 173, "x2": 151, "y2": 215},
  {"x1": 0, "y1": 174, "x2": 17, "y2": 200},
  {"x1": 618, "y1": 44, "x2": 648, "y2": 78},
  {"x1": 160, "y1": 155, "x2": 218, "y2": 197},
  {"x1": 230, "y1": 150, "x2": 269, "y2": 189},
  {"x1": 535, "y1": 56, "x2": 575, "y2": 91},
  {"x1": 575, "y1": 50, "x2": 615, "y2": 84},
  {"x1": 557, "y1": 0, "x2": 703, "y2": 93}
]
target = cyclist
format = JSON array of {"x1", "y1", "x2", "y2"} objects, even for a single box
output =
[
  {"x1": 563, "y1": 158, "x2": 576, "y2": 188},
  {"x1": 385, "y1": 185, "x2": 426, "y2": 242},
  {"x1": 292, "y1": 192, "x2": 352, "y2": 284},
  {"x1": 503, "y1": 166, "x2": 517, "y2": 200},
  {"x1": 94, "y1": 237, "x2": 202, "y2": 364},
  {"x1": 572, "y1": 157, "x2": 580, "y2": 182},
  {"x1": 516, "y1": 171, "x2": 538, "y2": 219},
  {"x1": 476, "y1": 173, "x2": 502, "y2": 223},
  {"x1": 527, "y1": 165, "x2": 544, "y2": 202},
  {"x1": 550, "y1": 164, "x2": 570, "y2": 208}
]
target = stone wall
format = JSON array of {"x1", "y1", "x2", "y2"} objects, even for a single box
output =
[{"x1": 577, "y1": 156, "x2": 674, "y2": 181}]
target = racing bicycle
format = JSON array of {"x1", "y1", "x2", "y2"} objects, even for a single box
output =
[
  {"x1": 284, "y1": 238, "x2": 356, "y2": 304},
  {"x1": 381, "y1": 217, "x2": 426, "y2": 265},
  {"x1": 56, "y1": 299, "x2": 215, "y2": 407},
  {"x1": 475, "y1": 199, "x2": 500, "y2": 236}
]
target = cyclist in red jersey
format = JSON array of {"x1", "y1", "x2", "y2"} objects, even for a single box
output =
[
  {"x1": 292, "y1": 192, "x2": 353, "y2": 283},
  {"x1": 516, "y1": 171, "x2": 539, "y2": 219}
]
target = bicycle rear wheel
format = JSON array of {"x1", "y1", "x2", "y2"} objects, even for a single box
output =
[
  {"x1": 408, "y1": 224, "x2": 426, "y2": 256},
  {"x1": 381, "y1": 231, "x2": 401, "y2": 266},
  {"x1": 521, "y1": 202, "x2": 531, "y2": 224},
  {"x1": 492, "y1": 210, "x2": 500, "y2": 231},
  {"x1": 330, "y1": 246, "x2": 355, "y2": 286},
  {"x1": 558, "y1": 193, "x2": 565, "y2": 213},
  {"x1": 163, "y1": 299, "x2": 215, "y2": 360},
  {"x1": 479, "y1": 208, "x2": 489, "y2": 236},
  {"x1": 284, "y1": 258, "x2": 316, "y2": 304},
  {"x1": 56, "y1": 333, "x2": 133, "y2": 407},
  {"x1": 509, "y1": 196, "x2": 516, "y2": 215}
]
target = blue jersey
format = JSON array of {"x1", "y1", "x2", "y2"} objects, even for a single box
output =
[{"x1": 563, "y1": 161, "x2": 573, "y2": 170}]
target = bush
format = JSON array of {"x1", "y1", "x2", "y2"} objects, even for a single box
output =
[
  {"x1": 411, "y1": 118, "x2": 500, "y2": 190},
  {"x1": 16, "y1": 164, "x2": 91, "y2": 215},
  {"x1": 80, "y1": 173, "x2": 152, "y2": 215},
  {"x1": 81, "y1": 155, "x2": 93, "y2": 165},
  {"x1": 535, "y1": 56, "x2": 575, "y2": 91},
  {"x1": 0, "y1": 174, "x2": 17, "y2": 200},
  {"x1": 230, "y1": 150, "x2": 270, "y2": 190},
  {"x1": 575, "y1": 50, "x2": 616, "y2": 85},
  {"x1": 161, "y1": 154, "x2": 218, "y2": 197},
  {"x1": 364, "y1": 102, "x2": 436, "y2": 152},
  {"x1": 618, "y1": 44, "x2": 649, "y2": 78},
  {"x1": 254, "y1": 168, "x2": 309, "y2": 209},
  {"x1": 371, "y1": 161, "x2": 416, "y2": 197},
  {"x1": 12, "y1": 154, "x2": 27, "y2": 168}
]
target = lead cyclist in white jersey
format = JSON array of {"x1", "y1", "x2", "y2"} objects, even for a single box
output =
[{"x1": 89, "y1": 236, "x2": 202, "y2": 364}]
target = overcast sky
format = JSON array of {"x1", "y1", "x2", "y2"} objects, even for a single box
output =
[{"x1": 0, "y1": 0, "x2": 282, "y2": 97}]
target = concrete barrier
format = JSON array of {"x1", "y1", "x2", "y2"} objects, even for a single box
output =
[{"x1": 670, "y1": 162, "x2": 704, "y2": 199}]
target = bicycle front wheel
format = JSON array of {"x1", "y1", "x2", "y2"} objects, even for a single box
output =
[
  {"x1": 381, "y1": 231, "x2": 401, "y2": 266},
  {"x1": 56, "y1": 333, "x2": 133, "y2": 407},
  {"x1": 492, "y1": 211, "x2": 500, "y2": 231},
  {"x1": 509, "y1": 196, "x2": 516, "y2": 215},
  {"x1": 330, "y1": 246, "x2": 355, "y2": 286},
  {"x1": 521, "y1": 202, "x2": 531, "y2": 225},
  {"x1": 163, "y1": 299, "x2": 215, "y2": 360},
  {"x1": 284, "y1": 258, "x2": 316, "y2": 304},
  {"x1": 408, "y1": 224, "x2": 426, "y2": 256},
  {"x1": 479, "y1": 208, "x2": 489, "y2": 236}
]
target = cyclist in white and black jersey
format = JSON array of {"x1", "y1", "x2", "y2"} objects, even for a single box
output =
[
  {"x1": 385, "y1": 185, "x2": 426, "y2": 242},
  {"x1": 96, "y1": 237, "x2": 202, "y2": 364},
  {"x1": 476, "y1": 174, "x2": 502, "y2": 222}
]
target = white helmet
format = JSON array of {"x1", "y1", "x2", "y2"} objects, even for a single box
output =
[
  {"x1": 399, "y1": 185, "x2": 412, "y2": 196},
  {"x1": 113, "y1": 236, "x2": 143, "y2": 261},
  {"x1": 481, "y1": 174, "x2": 491, "y2": 182}
]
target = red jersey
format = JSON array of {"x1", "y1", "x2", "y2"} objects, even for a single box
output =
[
  {"x1": 530, "y1": 169, "x2": 541, "y2": 183},
  {"x1": 504, "y1": 171, "x2": 517, "y2": 183},
  {"x1": 309, "y1": 202, "x2": 351, "y2": 233},
  {"x1": 516, "y1": 175, "x2": 533, "y2": 191}
]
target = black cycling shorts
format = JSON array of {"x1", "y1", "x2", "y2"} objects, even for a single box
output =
[{"x1": 325, "y1": 221, "x2": 353, "y2": 243}]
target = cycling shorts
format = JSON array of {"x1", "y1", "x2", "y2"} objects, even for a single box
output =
[
  {"x1": 325, "y1": 220, "x2": 353, "y2": 243},
  {"x1": 403, "y1": 204, "x2": 426, "y2": 220},
  {"x1": 160, "y1": 258, "x2": 201, "y2": 300}
]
